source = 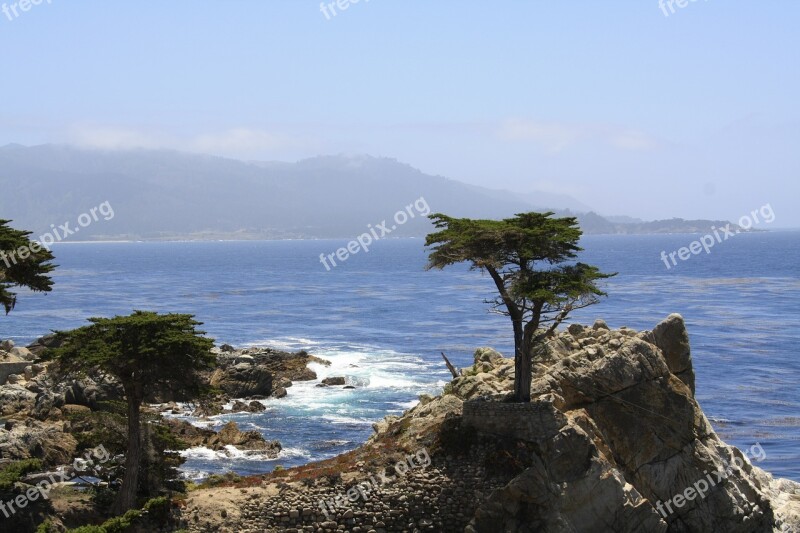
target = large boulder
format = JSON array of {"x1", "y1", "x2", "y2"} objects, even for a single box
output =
[
  {"x1": 0, "y1": 384, "x2": 38, "y2": 416},
  {"x1": 210, "y1": 363, "x2": 274, "y2": 398},
  {"x1": 208, "y1": 421, "x2": 281, "y2": 456},
  {"x1": 650, "y1": 313, "x2": 695, "y2": 394},
  {"x1": 0, "y1": 418, "x2": 78, "y2": 465},
  {"x1": 9, "y1": 346, "x2": 36, "y2": 362}
]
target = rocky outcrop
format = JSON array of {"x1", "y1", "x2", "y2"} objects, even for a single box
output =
[
  {"x1": 447, "y1": 315, "x2": 797, "y2": 533},
  {"x1": 158, "y1": 418, "x2": 282, "y2": 461},
  {"x1": 0, "y1": 418, "x2": 77, "y2": 465},
  {"x1": 210, "y1": 363, "x2": 274, "y2": 398},
  {"x1": 178, "y1": 315, "x2": 799, "y2": 533},
  {"x1": 209, "y1": 421, "x2": 281, "y2": 455},
  {"x1": 209, "y1": 347, "x2": 328, "y2": 398}
]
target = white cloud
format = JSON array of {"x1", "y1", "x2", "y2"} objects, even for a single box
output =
[{"x1": 66, "y1": 124, "x2": 307, "y2": 158}]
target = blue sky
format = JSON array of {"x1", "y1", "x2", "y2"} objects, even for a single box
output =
[{"x1": 1, "y1": 1, "x2": 798, "y2": 225}]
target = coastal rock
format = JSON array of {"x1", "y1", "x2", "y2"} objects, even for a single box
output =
[
  {"x1": 230, "y1": 400, "x2": 266, "y2": 413},
  {"x1": 172, "y1": 318, "x2": 799, "y2": 533},
  {"x1": 9, "y1": 346, "x2": 36, "y2": 362},
  {"x1": 0, "y1": 418, "x2": 77, "y2": 465},
  {"x1": 321, "y1": 376, "x2": 346, "y2": 386},
  {"x1": 210, "y1": 364, "x2": 274, "y2": 398},
  {"x1": 26, "y1": 333, "x2": 61, "y2": 358},
  {"x1": 0, "y1": 384, "x2": 38, "y2": 415},
  {"x1": 209, "y1": 421, "x2": 281, "y2": 456},
  {"x1": 457, "y1": 323, "x2": 794, "y2": 532},
  {"x1": 210, "y1": 347, "x2": 326, "y2": 398},
  {"x1": 650, "y1": 312, "x2": 696, "y2": 394}
]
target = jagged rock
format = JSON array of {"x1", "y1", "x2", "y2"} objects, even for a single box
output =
[
  {"x1": 161, "y1": 417, "x2": 217, "y2": 447},
  {"x1": 26, "y1": 333, "x2": 61, "y2": 358},
  {"x1": 453, "y1": 319, "x2": 798, "y2": 532},
  {"x1": 210, "y1": 364, "x2": 273, "y2": 398},
  {"x1": 567, "y1": 323, "x2": 586, "y2": 337},
  {"x1": 418, "y1": 393, "x2": 435, "y2": 406},
  {"x1": 473, "y1": 347, "x2": 504, "y2": 365},
  {"x1": 220, "y1": 344, "x2": 235, "y2": 353},
  {"x1": 650, "y1": 312, "x2": 695, "y2": 394},
  {"x1": 321, "y1": 376, "x2": 346, "y2": 386},
  {"x1": 230, "y1": 400, "x2": 266, "y2": 413},
  {"x1": 209, "y1": 347, "x2": 325, "y2": 398},
  {"x1": 592, "y1": 318, "x2": 610, "y2": 330},
  {"x1": 0, "y1": 339, "x2": 14, "y2": 351},
  {"x1": 271, "y1": 386, "x2": 287, "y2": 398},
  {"x1": 0, "y1": 418, "x2": 77, "y2": 465},
  {"x1": 208, "y1": 421, "x2": 281, "y2": 456},
  {"x1": 9, "y1": 346, "x2": 36, "y2": 362},
  {"x1": 0, "y1": 384, "x2": 37, "y2": 415}
]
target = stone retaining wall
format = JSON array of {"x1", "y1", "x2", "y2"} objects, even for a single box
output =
[{"x1": 462, "y1": 399, "x2": 562, "y2": 441}]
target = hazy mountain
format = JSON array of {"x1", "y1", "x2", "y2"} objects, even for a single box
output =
[
  {"x1": 0, "y1": 145, "x2": 583, "y2": 240},
  {"x1": 0, "y1": 144, "x2": 741, "y2": 240}
]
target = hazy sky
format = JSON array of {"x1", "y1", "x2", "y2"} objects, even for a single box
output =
[{"x1": 1, "y1": 1, "x2": 798, "y2": 225}]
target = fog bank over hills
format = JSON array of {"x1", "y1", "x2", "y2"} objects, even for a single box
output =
[{"x1": 0, "y1": 144, "x2": 739, "y2": 240}]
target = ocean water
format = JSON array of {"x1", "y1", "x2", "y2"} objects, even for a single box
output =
[{"x1": 2, "y1": 233, "x2": 798, "y2": 481}]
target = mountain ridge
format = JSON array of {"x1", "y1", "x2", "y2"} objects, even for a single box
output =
[{"x1": 0, "y1": 144, "x2": 745, "y2": 240}]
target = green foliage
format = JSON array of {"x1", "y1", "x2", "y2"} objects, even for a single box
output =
[
  {"x1": 65, "y1": 509, "x2": 142, "y2": 533},
  {"x1": 426, "y1": 212, "x2": 614, "y2": 401},
  {"x1": 0, "y1": 219, "x2": 56, "y2": 314},
  {"x1": 90, "y1": 485, "x2": 117, "y2": 509},
  {"x1": 140, "y1": 417, "x2": 188, "y2": 494},
  {"x1": 51, "y1": 311, "x2": 214, "y2": 513},
  {"x1": 50, "y1": 311, "x2": 216, "y2": 399},
  {"x1": 0, "y1": 458, "x2": 43, "y2": 492},
  {"x1": 425, "y1": 212, "x2": 613, "y2": 323},
  {"x1": 64, "y1": 498, "x2": 170, "y2": 533},
  {"x1": 67, "y1": 400, "x2": 127, "y2": 453},
  {"x1": 35, "y1": 520, "x2": 57, "y2": 533}
]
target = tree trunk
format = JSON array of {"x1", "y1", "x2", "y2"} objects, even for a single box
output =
[
  {"x1": 113, "y1": 393, "x2": 142, "y2": 515},
  {"x1": 513, "y1": 319, "x2": 531, "y2": 402}
]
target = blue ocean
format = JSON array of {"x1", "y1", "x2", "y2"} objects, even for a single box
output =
[{"x1": 2, "y1": 233, "x2": 798, "y2": 481}]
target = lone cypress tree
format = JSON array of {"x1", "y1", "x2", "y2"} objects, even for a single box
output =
[
  {"x1": 426, "y1": 212, "x2": 614, "y2": 402},
  {"x1": 51, "y1": 311, "x2": 216, "y2": 514}
]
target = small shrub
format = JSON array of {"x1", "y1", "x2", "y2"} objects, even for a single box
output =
[
  {"x1": 0, "y1": 459, "x2": 43, "y2": 492},
  {"x1": 35, "y1": 520, "x2": 57, "y2": 533}
]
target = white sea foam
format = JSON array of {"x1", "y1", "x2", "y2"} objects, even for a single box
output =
[{"x1": 321, "y1": 414, "x2": 375, "y2": 426}]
